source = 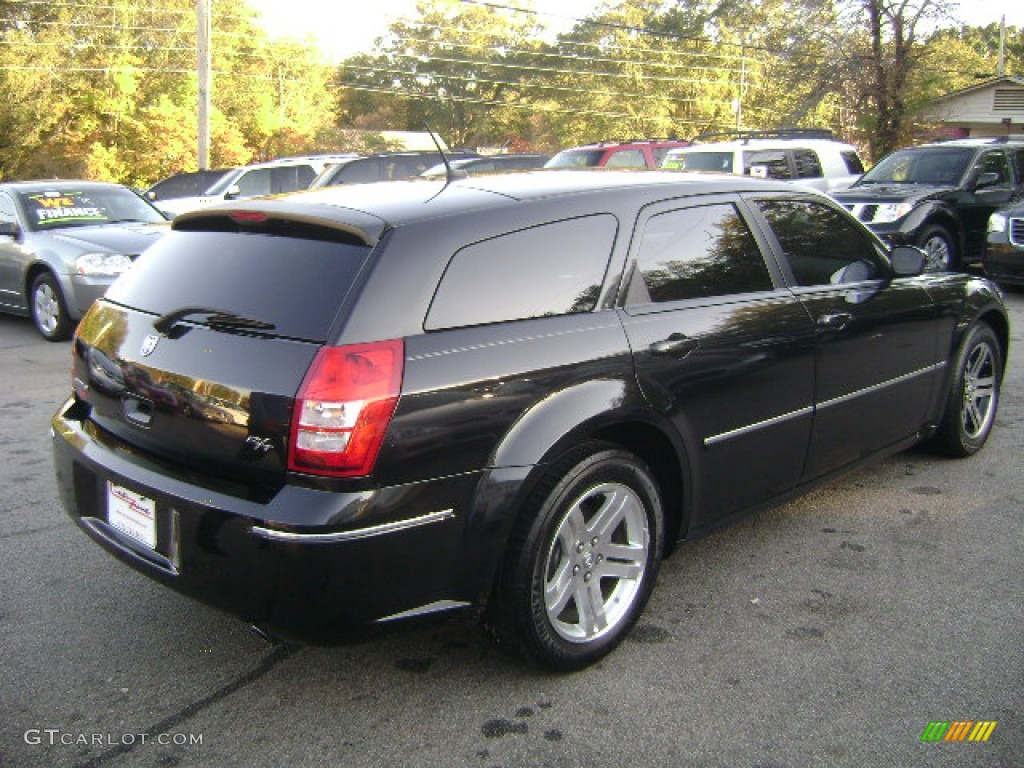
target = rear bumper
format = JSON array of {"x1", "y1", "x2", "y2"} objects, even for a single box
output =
[{"x1": 51, "y1": 398, "x2": 485, "y2": 642}]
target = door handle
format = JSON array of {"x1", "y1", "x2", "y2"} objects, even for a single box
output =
[
  {"x1": 649, "y1": 333, "x2": 699, "y2": 358},
  {"x1": 817, "y1": 312, "x2": 852, "y2": 331}
]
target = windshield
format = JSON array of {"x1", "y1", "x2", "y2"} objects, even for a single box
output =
[
  {"x1": 663, "y1": 151, "x2": 734, "y2": 172},
  {"x1": 18, "y1": 187, "x2": 167, "y2": 231},
  {"x1": 545, "y1": 149, "x2": 605, "y2": 168},
  {"x1": 859, "y1": 147, "x2": 973, "y2": 185}
]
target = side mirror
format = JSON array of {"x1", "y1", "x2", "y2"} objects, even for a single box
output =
[
  {"x1": 145, "y1": 190, "x2": 157, "y2": 201},
  {"x1": 0, "y1": 220, "x2": 20, "y2": 239},
  {"x1": 890, "y1": 245, "x2": 927, "y2": 276},
  {"x1": 224, "y1": 184, "x2": 241, "y2": 200},
  {"x1": 973, "y1": 171, "x2": 1000, "y2": 190}
]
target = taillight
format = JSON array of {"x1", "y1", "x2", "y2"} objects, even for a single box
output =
[{"x1": 288, "y1": 339, "x2": 404, "y2": 477}]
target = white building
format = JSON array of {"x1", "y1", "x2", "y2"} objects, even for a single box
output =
[{"x1": 919, "y1": 75, "x2": 1024, "y2": 138}]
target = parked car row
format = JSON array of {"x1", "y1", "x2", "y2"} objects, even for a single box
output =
[
  {"x1": 2, "y1": 133, "x2": 1021, "y2": 343},
  {"x1": 145, "y1": 149, "x2": 550, "y2": 217}
]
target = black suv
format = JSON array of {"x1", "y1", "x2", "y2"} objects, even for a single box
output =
[
  {"x1": 52, "y1": 171, "x2": 1007, "y2": 670},
  {"x1": 831, "y1": 138, "x2": 1024, "y2": 270}
]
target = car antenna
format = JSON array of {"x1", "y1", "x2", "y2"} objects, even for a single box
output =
[{"x1": 424, "y1": 124, "x2": 467, "y2": 186}]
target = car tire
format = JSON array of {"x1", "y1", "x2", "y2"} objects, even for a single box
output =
[
  {"x1": 489, "y1": 442, "x2": 664, "y2": 671},
  {"x1": 929, "y1": 323, "x2": 1002, "y2": 457},
  {"x1": 917, "y1": 225, "x2": 957, "y2": 272},
  {"x1": 30, "y1": 272, "x2": 73, "y2": 341}
]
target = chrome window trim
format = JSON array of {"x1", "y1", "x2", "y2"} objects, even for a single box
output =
[
  {"x1": 704, "y1": 362, "x2": 946, "y2": 447},
  {"x1": 251, "y1": 509, "x2": 455, "y2": 543}
]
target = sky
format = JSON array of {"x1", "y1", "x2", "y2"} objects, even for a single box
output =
[{"x1": 247, "y1": 0, "x2": 1024, "y2": 62}]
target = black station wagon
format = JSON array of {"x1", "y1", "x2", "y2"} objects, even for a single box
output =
[{"x1": 52, "y1": 171, "x2": 1008, "y2": 670}]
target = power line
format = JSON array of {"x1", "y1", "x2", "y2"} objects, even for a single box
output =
[{"x1": 342, "y1": 63, "x2": 738, "y2": 106}]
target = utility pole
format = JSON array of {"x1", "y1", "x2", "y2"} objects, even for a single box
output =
[
  {"x1": 197, "y1": 0, "x2": 211, "y2": 169},
  {"x1": 998, "y1": 15, "x2": 1006, "y2": 77}
]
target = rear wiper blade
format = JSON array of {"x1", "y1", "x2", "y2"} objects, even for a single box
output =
[{"x1": 154, "y1": 306, "x2": 276, "y2": 335}]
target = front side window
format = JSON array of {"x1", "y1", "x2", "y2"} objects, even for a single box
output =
[
  {"x1": 970, "y1": 150, "x2": 1011, "y2": 187},
  {"x1": 425, "y1": 216, "x2": 617, "y2": 330},
  {"x1": 756, "y1": 199, "x2": 884, "y2": 286},
  {"x1": 546, "y1": 149, "x2": 605, "y2": 168},
  {"x1": 0, "y1": 192, "x2": 18, "y2": 225},
  {"x1": 628, "y1": 203, "x2": 773, "y2": 305},
  {"x1": 234, "y1": 168, "x2": 274, "y2": 197},
  {"x1": 334, "y1": 159, "x2": 381, "y2": 184},
  {"x1": 270, "y1": 165, "x2": 315, "y2": 194}
]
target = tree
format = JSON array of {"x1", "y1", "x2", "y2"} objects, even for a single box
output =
[{"x1": 842, "y1": 0, "x2": 958, "y2": 158}]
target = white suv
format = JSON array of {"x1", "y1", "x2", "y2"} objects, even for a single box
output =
[
  {"x1": 154, "y1": 155, "x2": 356, "y2": 217},
  {"x1": 662, "y1": 130, "x2": 865, "y2": 191}
]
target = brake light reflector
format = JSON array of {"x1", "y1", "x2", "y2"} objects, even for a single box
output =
[{"x1": 288, "y1": 340, "x2": 404, "y2": 477}]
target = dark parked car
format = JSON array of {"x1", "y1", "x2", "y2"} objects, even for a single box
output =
[
  {"x1": 52, "y1": 171, "x2": 1008, "y2": 670},
  {"x1": 984, "y1": 203, "x2": 1024, "y2": 285},
  {"x1": 421, "y1": 153, "x2": 550, "y2": 177},
  {"x1": 0, "y1": 180, "x2": 169, "y2": 340},
  {"x1": 310, "y1": 150, "x2": 480, "y2": 188},
  {"x1": 831, "y1": 138, "x2": 1024, "y2": 271}
]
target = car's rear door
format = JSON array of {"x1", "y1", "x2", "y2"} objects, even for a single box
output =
[
  {"x1": 619, "y1": 194, "x2": 818, "y2": 528},
  {"x1": 748, "y1": 194, "x2": 942, "y2": 480}
]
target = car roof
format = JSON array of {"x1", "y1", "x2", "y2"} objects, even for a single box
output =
[
  {"x1": 668, "y1": 138, "x2": 856, "y2": 152},
  {"x1": 900, "y1": 139, "x2": 1024, "y2": 151},
  {"x1": 174, "y1": 170, "x2": 816, "y2": 246}
]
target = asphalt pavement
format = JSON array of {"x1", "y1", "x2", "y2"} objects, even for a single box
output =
[{"x1": 0, "y1": 293, "x2": 1021, "y2": 768}]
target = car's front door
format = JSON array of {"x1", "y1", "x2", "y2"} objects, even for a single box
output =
[
  {"x1": 750, "y1": 195, "x2": 942, "y2": 481},
  {"x1": 619, "y1": 195, "x2": 818, "y2": 528},
  {"x1": 960, "y1": 149, "x2": 1016, "y2": 259},
  {"x1": 0, "y1": 191, "x2": 28, "y2": 313}
]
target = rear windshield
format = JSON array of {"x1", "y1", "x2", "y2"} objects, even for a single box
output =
[{"x1": 104, "y1": 229, "x2": 370, "y2": 342}]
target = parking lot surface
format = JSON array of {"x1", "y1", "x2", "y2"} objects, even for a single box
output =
[{"x1": 1, "y1": 294, "x2": 1022, "y2": 768}]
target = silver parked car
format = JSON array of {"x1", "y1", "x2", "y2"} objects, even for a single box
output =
[{"x1": 0, "y1": 180, "x2": 168, "y2": 340}]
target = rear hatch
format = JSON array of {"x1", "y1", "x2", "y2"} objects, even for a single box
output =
[{"x1": 71, "y1": 211, "x2": 375, "y2": 490}]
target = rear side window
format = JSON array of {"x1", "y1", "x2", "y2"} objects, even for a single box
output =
[
  {"x1": 792, "y1": 150, "x2": 823, "y2": 179},
  {"x1": 628, "y1": 203, "x2": 773, "y2": 305},
  {"x1": 425, "y1": 215, "x2": 617, "y2": 331},
  {"x1": 755, "y1": 199, "x2": 883, "y2": 286},
  {"x1": 105, "y1": 229, "x2": 370, "y2": 341},
  {"x1": 744, "y1": 150, "x2": 791, "y2": 179}
]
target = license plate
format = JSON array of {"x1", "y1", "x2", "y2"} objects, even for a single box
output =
[{"x1": 107, "y1": 482, "x2": 157, "y2": 550}]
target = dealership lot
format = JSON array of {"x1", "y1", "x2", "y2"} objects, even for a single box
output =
[{"x1": 1, "y1": 292, "x2": 1022, "y2": 767}]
